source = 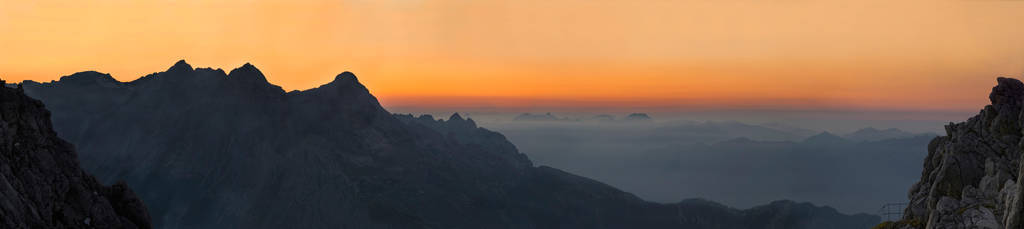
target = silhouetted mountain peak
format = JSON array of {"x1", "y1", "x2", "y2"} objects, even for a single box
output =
[
  {"x1": 333, "y1": 71, "x2": 358, "y2": 84},
  {"x1": 449, "y1": 112, "x2": 465, "y2": 121},
  {"x1": 311, "y1": 71, "x2": 363, "y2": 90},
  {"x1": 810, "y1": 131, "x2": 840, "y2": 138},
  {"x1": 803, "y1": 131, "x2": 848, "y2": 145},
  {"x1": 418, "y1": 114, "x2": 436, "y2": 121},
  {"x1": 227, "y1": 63, "x2": 268, "y2": 83},
  {"x1": 624, "y1": 113, "x2": 653, "y2": 121},
  {"x1": 445, "y1": 113, "x2": 478, "y2": 129},
  {"x1": 223, "y1": 62, "x2": 285, "y2": 95},
  {"x1": 55, "y1": 71, "x2": 120, "y2": 86},
  {"x1": 166, "y1": 59, "x2": 194, "y2": 74},
  {"x1": 299, "y1": 71, "x2": 378, "y2": 105}
]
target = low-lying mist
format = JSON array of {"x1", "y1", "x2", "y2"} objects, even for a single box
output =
[{"x1": 396, "y1": 111, "x2": 957, "y2": 215}]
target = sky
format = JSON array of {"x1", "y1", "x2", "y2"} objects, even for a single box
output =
[{"x1": 1, "y1": 0, "x2": 1023, "y2": 112}]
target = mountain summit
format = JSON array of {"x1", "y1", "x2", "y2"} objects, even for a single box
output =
[
  {"x1": 21, "y1": 61, "x2": 878, "y2": 229},
  {"x1": 166, "y1": 59, "x2": 193, "y2": 73}
]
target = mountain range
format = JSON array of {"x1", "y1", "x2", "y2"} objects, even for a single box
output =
[
  {"x1": 11, "y1": 60, "x2": 879, "y2": 228},
  {"x1": 511, "y1": 112, "x2": 653, "y2": 122},
  {"x1": 485, "y1": 116, "x2": 934, "y2": 214},
  {"x1": 842, "y1": 127, "x2": 925, "y2": 142}
]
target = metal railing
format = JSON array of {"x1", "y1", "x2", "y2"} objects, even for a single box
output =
[{"x1": 878, "y1": 202, "x2": 908, "y2": 222}]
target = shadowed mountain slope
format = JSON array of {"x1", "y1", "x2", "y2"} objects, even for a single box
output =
[
  {"x1": 0, "y1": 80, "x2": 151, "y2": 228},
  {"x1": 21, "y1": 60, "x2": 877, "y2": 229}
]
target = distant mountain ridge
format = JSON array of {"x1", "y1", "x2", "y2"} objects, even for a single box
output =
[
  {"x1": 802, "y1": 131, "x2": 850, "y2": 145},
  {"x1": 514, "y1": 112, "x2": 570, "y2": 121},
  {"x1": 20, "y1": 60, "x2": 878, "y2": 229},
  {"x1": 623, "y1": 113, "x2": 653, "y2": 121},
  {"x1": 655, "y1": 121, "x2": 815, "y2": 142},
  {"x1": 653, "y1": 133, "x2": 933, "y2": 213},
  {"x1": 843, "y1": 127, "x2": 927, "y2": 142},
  {"x1": 511, "y1": 112, "x2": 654, "y2": 122}
]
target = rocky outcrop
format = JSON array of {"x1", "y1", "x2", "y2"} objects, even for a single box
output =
[
  {"x1": 882, "y1": 77, "x2": 1024, "y2": 228},
  {"x1": 0, "y1": 80, "x2": 151, "y2": 228},
  {"x1": 21, "y1": 60, "x2": 877, "y2": 228}
]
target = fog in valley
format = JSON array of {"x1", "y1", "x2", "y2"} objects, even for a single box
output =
[{"x1": 390, "y1": 109, "x2": 972, "y2": 215}]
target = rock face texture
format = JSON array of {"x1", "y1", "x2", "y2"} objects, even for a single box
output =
[
  {"x1": 21, "y1": 60, "x2": 877, "y2": 228},
  {"x1": 0, "y1": 80, "x2": 151, "y2": 228},
  {"x1": 883, "y1": 77, "x2": 1024, "y2": 228}
]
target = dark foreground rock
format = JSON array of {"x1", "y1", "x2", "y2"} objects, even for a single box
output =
[
  {"x1": 0, "y1": 81, "x2": 151, "y2": 228},
  {"x1": 880, "y1": 77, "x2": 1024, "y2": 228},
  {"x1": 21, "y1": 60, "x2": 876, "y2": 229}
]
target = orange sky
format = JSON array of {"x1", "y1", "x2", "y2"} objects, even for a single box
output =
[{"x1": 1, "y1": 0, "x2": 1023, "y2": 111}]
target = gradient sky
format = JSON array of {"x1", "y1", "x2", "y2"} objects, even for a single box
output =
[{"x1": 2, "y1": 0, "x2": 1023, "y2": 112}]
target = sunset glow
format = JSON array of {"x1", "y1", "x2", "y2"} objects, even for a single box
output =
[{"x1": 2, "y1": 0, "x2": 1023, "y2": 111}]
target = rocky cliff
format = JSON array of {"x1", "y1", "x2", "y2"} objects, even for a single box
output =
[
  {"x1": 21, "y1": 60, "x2": 878, "y2": 228},
  {"x1": 0, "y1": 80, "x2": 151, "y2": 228},
  {"x1": 882, "y1": 77, "x2": 1024, "y2": 228}
]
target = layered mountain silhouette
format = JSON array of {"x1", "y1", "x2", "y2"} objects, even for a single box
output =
[
  {"x1": 511, "y1": 112, "x2": 654, "y2": 122},
  {"x1": 19, "y1": 60, "x2": 878, "y2": 228},
  {"x1": 0, "y1": 80, "x2": 151, "y2": 228},
  {"x1": 801, "y1": 131, "x2": 850, "y2": 146},
  {"x1": 514, "y1": 112, "x2": 569, "y2": 121},
  {"x1": 880, "y1": 77, "x2": 1024, "y2": 228},
  {"x1": 553, "y1": 131, "x2": 931, "y2": 214},
  {"x1": 635, "y1": 121, "x2": 818, "y2": 143},
  {"x1": 843, "y1": 127, "x2": 923, "y2": 142}
]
